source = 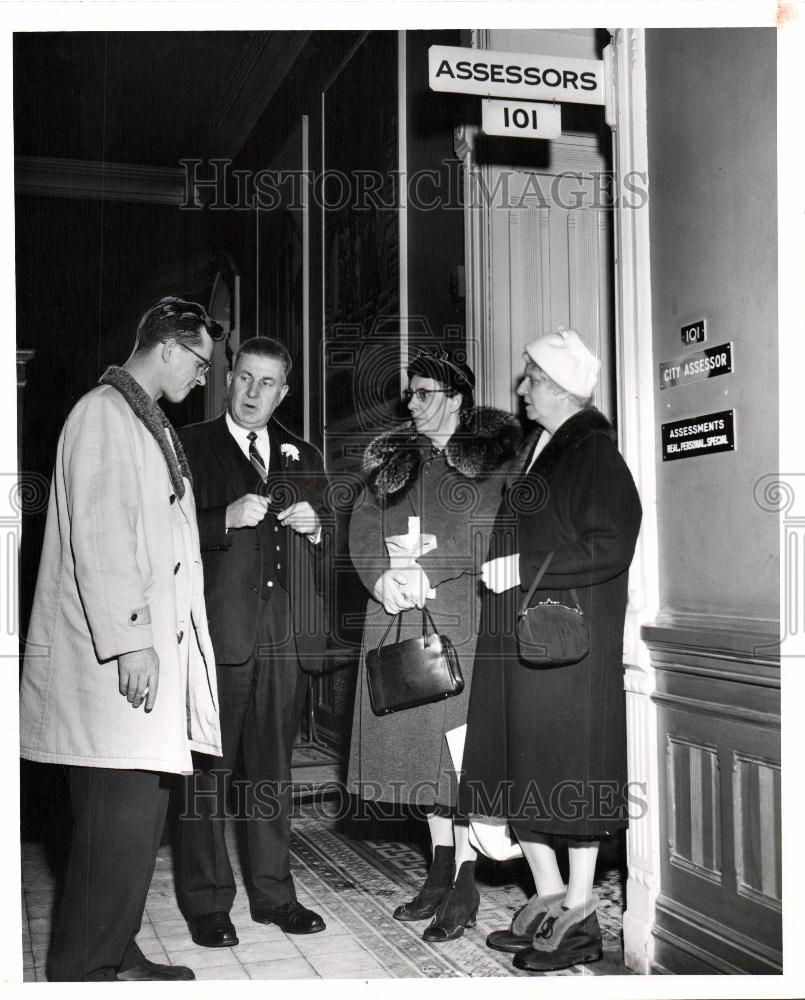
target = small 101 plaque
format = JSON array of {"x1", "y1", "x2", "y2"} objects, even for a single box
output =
[{"x1": 681, "y1": 319, "x2": 706, "y2": 345}]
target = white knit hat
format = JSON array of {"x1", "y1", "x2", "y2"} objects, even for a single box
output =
[{"x1": 524, "y1": 327, "x2": 600, "y2": 399}]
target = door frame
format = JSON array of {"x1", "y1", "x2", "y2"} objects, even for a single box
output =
[{"x1": 607, "y1": 27, "x2": 661, "y2": 974}]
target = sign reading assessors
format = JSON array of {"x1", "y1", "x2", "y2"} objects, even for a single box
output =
[
  {"x1": 428, "y1": 45, "x2": 605, "y2": 106},
  {"x1": 661, "y1": 410, "x2": 735, "y2": 461}
]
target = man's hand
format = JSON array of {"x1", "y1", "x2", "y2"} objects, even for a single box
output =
[
  {"x1": 118, "y1": 647, "x2": 159, "y2": 712},
  {"x1": 226, "y1": 494, "x2": 270, "y2": 530},
  {"x1": 372, "y1": 566, "x2": 432, "y2": 615},
  {"x1": 277, "y1": 501, "x2": 320, "y2": 537}
]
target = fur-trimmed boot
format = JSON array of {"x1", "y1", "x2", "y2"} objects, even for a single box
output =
[
  {"x1": 513, "y1": 896, "x2": 603, "y2": 972},
  {"x1": 393, "y1": 845, "x2": 455, "y2": 921},
  {"x1": 422, "y1": 860, "x2": 480, "y2": 942},
  {"x1": 486, "y1": 889, "x2": 567, "y2": 953}
]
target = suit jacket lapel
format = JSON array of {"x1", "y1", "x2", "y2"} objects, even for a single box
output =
[
  {"x1": 265, "y1": 421, "x2": 288, "y2": 501},
  {"x1": 213, "y1": 413, "x2": 264, "y2": 497}
]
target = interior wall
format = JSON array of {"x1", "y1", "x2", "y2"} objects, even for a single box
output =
[
  {"x1": 646, "y1": 28, "x2": 778, "y2": 624},
  {"x1": 405, "y1": 30, "x2": 465, "y2": 349},
  {"x1": 16, "y1": 193, "x2": 216, "y2": 634}
]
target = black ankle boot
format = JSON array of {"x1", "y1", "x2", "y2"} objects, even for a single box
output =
[
  {"x1": 393, "y1": 845, "x2": 455, "y2": 921},
  {"x1": 422, "y1": 860, "x2": 480, "y2": 942}
]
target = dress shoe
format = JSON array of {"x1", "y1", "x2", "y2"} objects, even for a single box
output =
[
  {"x1": 486, "y1": 889, "x2": 566, "y2": 953},
  {"x1": 251, "y1": 900, "x2": 325, "y2": 934},
  {"x1": 186, "y1": 911, "x2": 239, "y2": 948},
  {"x1": 394, "y1": 844, "x2": 455, "y2": 921},
  {"x1": 117, "y1": 958, "x2": 195, "y2": 981},
  {"x1": 513, "y1": 897, "x2": 603, "y2": 973},
  {"x1": 422, "y1": 860, "x2": 480, "y2": 942}
]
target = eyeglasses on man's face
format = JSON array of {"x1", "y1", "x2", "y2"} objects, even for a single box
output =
[
  {"x1": 403, "y1": 387, "x2": 452, "y2": 404},
  {"x1": 176, "y1": 340, "x2": 213, "y2": 376}
]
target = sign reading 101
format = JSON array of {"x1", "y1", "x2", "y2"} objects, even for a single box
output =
[{"x1": 482, "y1": 99, "x2": 562, "y2": 140}]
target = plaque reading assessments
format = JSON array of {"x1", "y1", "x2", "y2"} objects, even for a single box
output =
[{"x1": 662, "y1": 410, "x2": 735, "y2": 461}]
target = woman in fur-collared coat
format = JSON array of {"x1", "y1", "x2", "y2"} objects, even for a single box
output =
[{"x1": 347, "y1": 347, "x2": 520, "y2": 942}]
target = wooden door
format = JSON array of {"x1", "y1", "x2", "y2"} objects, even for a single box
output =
[{"x1": 464, "y1": 130, "x2": 615, "y2": 422}]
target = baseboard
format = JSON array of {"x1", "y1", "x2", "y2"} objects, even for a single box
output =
[{"x1": 653, "y1": 894, "x2": 782, "y2": 974}]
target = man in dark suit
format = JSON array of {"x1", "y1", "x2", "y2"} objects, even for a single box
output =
[{"x1": 177, "y1": 336, "x2": 329, "y2": 946}]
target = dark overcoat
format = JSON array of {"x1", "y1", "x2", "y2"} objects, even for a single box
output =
[
  {"x1": 178, "y1": 414, "x2": 329, "y2": 670},
  {"x1": 459, "y1": 407, "x2": 642, "y2": 838},
  {"x1": 347, "y1": 407, "x2": 521, "y2": 808}
]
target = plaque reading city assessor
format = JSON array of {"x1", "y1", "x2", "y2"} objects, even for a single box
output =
[
  {"x1": 661, "y1": 410, "x2": 735, "y2": 461},
  {"x1": 659, "y1": 342, "x2": 733, "y2": 390},
  {"x1": 428, "y1": 45, "x2": 605, "y2": 106}
]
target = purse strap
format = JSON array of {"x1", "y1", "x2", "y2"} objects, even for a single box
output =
[
  {"x1": 375, "y1": 607, "x2": 438, "y2": 651},
  {"x1": 518, "y1": 551, "x2": 554, "y2": 618},
  {"x1": 421, "y1": 605, "x2": 438, "y2": 638},
  {"x1": 518, "y1": 550, "x2": 582, "y2": 617}
]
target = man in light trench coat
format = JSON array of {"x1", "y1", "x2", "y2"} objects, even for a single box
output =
[{"x1": 19, "y1": 296, "x2": 225, "y2": 981}]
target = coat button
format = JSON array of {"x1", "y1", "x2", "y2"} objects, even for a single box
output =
[
  {"x1": 276, "y1": 545, "x2": 281, "y2": 551},
  {"x1": 174, "y1": 562, "x2": 181, "y2": 574},
  {"x1": 274, "y1": 525, "x2": 279, "y2": 533},
  {"x1": 169, "y1": 494, "x2": 176, "y2": 504},
  {"x1": 130, "y1": 613, "x2": 138, "y2": 622},
  {"x1": 267, "y1": 581, "x2": 274, "y2": 588},
  {"x1": 177, "y1": 631, "x2": 184, "y2": 643}
]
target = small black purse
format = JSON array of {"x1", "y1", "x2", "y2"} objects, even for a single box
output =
[
  {"x1": 366, "y1": 607, "x2": 464, "y2": 716},
  {"x1": 517, "y1": 551, "x2": 589, "y2": 666}
]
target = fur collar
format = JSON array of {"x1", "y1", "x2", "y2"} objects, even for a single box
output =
[
  {"x1": 99, "y1": 366, "x2": 192, "y2": 499},
  {"x1": 364, "y1": 406, "x2": 521, "y2": 498}
]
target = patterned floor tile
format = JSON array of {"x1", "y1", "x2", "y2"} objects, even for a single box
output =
[
  {"x1": 20, "y1": 811, "x2": 629, "y2": 979},
  {"x1": 166, "y1": 950, "x2": 242, "y2": 971},
  {"x1": 195, "y1": 965, "x2": 250, "y2": 980},
  {"x1": 230, "y1": 938, "x2": 301, "y2": 963},
  {"x1": 244, "y1": 958, "x2": 319, "y2": 979}
]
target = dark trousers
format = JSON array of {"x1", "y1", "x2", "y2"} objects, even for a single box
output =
[
  {"x1": 46, "y1": 766, "x2": 169, "y2": 982},
  {"x1": 178, "y1": 590, "x2": 307, "y2": 916}
]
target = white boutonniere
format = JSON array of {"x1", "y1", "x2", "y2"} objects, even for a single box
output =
[{"x1": 281, "y1": 443, "x2": 300, "y2": 467}]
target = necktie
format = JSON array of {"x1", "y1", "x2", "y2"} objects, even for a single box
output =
[{"x1": 247, "y1": 431, "x2": 268, "y2": 481}]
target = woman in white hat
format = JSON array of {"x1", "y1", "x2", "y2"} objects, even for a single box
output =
[{"x1": 459, "y1": 328, "x2": 642, "y2": 972}]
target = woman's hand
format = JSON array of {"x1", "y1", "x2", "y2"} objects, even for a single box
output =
[
  {"x1": 372, "y1": 566, "x2": 432, "y2": 614},
  {"x1": 481, "y1": 554, "x2": 521, "y2": 593}
]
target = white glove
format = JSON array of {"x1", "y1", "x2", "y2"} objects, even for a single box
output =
[
  {"x1": 372, "y1": 566, "x2": 433, "y2": 614},
  {"x1": 481, "y1": 554, "x2": 521, "y2": 593}
]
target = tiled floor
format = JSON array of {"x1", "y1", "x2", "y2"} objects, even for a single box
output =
[{"x1": 20, "y1": 796, "x2": 630, "y2": 981}]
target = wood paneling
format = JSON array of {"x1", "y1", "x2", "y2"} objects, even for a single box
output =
[
  {"x1": 666, "y1": 737, "x2": 722, "y2": 883},
  {"x1": 644, "y1": 618, "x2": 781, "y2": 973},
  {"x1": 732, "y1": 752, "x2": 782, "y2": 909}
]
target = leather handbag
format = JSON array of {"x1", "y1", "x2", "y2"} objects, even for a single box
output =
[
  {"x1": 517, "y1": 551, "x2": 589, "y2": 666},
  {"x1": 366, "y1": 607, "x2": 464, "y2": 716}
]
